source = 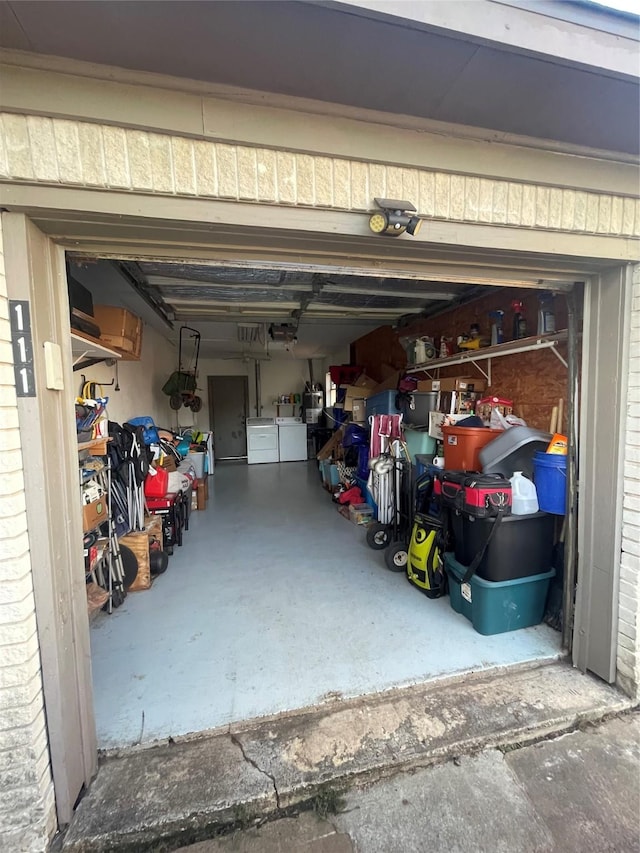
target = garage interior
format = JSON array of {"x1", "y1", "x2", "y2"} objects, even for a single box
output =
[{"x1": 68, "y1": 251, "x2": 580, "y2": 749}]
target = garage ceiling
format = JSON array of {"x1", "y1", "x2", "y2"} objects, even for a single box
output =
[{"x1": 77, "y1": 259, "x2": 486, "y2": 360}]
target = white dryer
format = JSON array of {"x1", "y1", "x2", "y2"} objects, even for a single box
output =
[
  {"x1": 246, "y1": 417, "x2": 279, "y2": 464},
  {"x1": 276, "y1": 416, "x2": 308, "y2": 462}
]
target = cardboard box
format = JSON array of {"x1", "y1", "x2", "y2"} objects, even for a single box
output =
[
  {"x1": 351, "y1": 398, "x2": 367, "y2": 423},
  {"x1": 340, "y1": 375, "x2": 377, "y2": 411},
  {"x1": 93, "y1": 304, "x2": 143, "y2": 360},
  {"x1": 371, "y1": 371, "x2": 402, "y2": 394},
  {"x1": 424, "y1": 377, "x2": 487, "y2": 393},
  {"x1": 82, "y1": 497, "x2": 107, "y2": 533},
  {"x1": 341, "y1": 383, "x2": 375, "y2": 411},
  {"x1": 197, "y1": 481, "x2": 206, "y2": 511}
]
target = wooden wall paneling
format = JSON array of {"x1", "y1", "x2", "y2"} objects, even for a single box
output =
[{"x1": 351, "y1": 287, "x2": 574, "y2": 433}]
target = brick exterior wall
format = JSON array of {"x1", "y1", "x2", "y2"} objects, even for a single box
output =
[
  {"x1": 0, "y1": 219, "x2": 56, "y2": 852},
  {"x1": 0, "y1": 113, "x2": 638, "y2": 237},
  {"x1": 618, "y1": 264, "x2": 640, "y2": 698}
]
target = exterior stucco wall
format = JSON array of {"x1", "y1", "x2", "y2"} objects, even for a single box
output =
[
  {"x1": 0, "y1": 220, "x2": 57, "y2": 852},
  {"x1": 0, "y1": 113, "x2": 639, "y2": 239},
  {"x1": 618, "y1": 264, "x2": 640, "y2": 698}
]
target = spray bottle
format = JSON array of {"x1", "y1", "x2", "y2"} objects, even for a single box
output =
[
  {"x1": 511, "y1": 300, "x2": 527, "y2": 340},
  {"x1": 489, "y1": 310, "x2": 504, "y2": 346},
  {"x1": 537, "y1": 293, "x2": 556, "y2": 335}
]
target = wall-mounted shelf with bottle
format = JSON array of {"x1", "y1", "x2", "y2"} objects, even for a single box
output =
[
  {"x1": 71, "y1": 331, "x2": 121, "y2": 372},
  {"x1": 406, "y1": 331, "x2": 568, "y2": 385},
  {"x1": 273, "y1": 401, "x2": 299, "y2": 416}
]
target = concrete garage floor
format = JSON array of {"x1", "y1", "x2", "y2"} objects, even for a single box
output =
[{"x1": 90, "y1": 462, "x2": 561, "y2": 749}]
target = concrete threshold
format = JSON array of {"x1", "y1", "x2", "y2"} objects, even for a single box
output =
[{"x1": 62, "y1": 661, "x2": 633, "y2": 852}]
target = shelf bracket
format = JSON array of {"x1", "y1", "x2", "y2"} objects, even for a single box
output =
[
  {"x1": 550, "y1": 346, "x2": 568, "y2": 369},
  {"x1": 73, "y1": 356, "x2": 116, "y2": 373},
  {"x1": 468, "y1": 358, "x2": 490, "y2": 384}
]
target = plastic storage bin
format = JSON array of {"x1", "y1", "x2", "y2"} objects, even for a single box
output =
[
  {"x1": 404, "y1": 426, "x2": 437, "y2": 461},
  {"x1": 441, "y1": 425, "x2": 502, "y2": 471},
  {"x1": 400, "y1": 391, "x2": 438, "y2": 426},
  {"x1": 349, "y1": 503, "x2": 374, "y2": 525},
  {"x1": 445, "y1": 552, "x2": 555, "y2": 635},
  {"x1": 414, "y1": 454, "x2": 436, "y2": 478},
  {"x1": 479, "y1": 426, "x2": 551, "y2": 479},
  {"x1": 451, "y1": 510, "x2": 554, "y2": 581},
  {"x1": 533, "y1": 451, "x2": 567, "y2": 514},
  {"x1": 365, "y1": 390, "x2": 402, "y2": 419}
]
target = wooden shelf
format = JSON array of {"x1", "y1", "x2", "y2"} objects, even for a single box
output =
[
  {"x1": 71, "y1": 331, "x2": 121, "y2": 370},
  {"x1": 405, "y1": 331, "x2": 568, "y2": 383},
  {"x1": 77, "y1": 437, "x2": 110, "y2": 455}
]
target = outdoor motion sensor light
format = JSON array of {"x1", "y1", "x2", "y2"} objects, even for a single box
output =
[{"x1": 369, "y1": 198, "x2": 423, "y2": 237}]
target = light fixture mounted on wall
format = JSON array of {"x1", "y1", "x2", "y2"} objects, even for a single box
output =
[{"x1": 368, "y1": 198, "x2": 423, "y2": 237}]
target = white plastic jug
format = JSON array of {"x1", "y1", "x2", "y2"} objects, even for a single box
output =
[{"x1": 510, "y1": 471, "x2": 539, "y2": 515}]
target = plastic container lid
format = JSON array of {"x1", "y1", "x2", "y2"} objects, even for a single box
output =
[{"x1": 479, "y1": 425, "x2": 552, "y2": 479}]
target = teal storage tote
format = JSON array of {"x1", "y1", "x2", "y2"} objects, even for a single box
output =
[
  {"x1": 444, "y1": 552, "x2": 554, "y2": 635},
  {"x1": 403, "y1": 425, "x2": 437, "y2": 461}
]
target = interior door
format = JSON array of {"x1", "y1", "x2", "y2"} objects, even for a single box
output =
[{"x1": 208, "y1": 375, "x2": 249, "y2": 458}]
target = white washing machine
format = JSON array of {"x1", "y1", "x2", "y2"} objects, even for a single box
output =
[
  {"x1": 246, "y1": 417, "x2": 279, "y2": 464},
  {"x1": 276, "y1": 416, "x2": 308, "y2": 462}
]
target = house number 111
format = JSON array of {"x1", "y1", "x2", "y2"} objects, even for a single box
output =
[{"x1": 9, "y1": 300, "x2": 36, "y2": 397}]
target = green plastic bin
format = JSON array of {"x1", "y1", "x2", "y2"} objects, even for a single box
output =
[{"x1": 444, "y1": 552, "x2": 554, "y2": 636}]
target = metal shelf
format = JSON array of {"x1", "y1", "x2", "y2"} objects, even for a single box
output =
[{"x1": 405, "y1": 331, "x2": 568, "y2": 384}]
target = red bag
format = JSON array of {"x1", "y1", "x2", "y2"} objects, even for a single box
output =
[
  {"x1": 144, "y1": 465, "x2": 169, "y2": 498},
  {"x1": 338, "y1": 486, "x2": 363, "y2": 506},
  {"x1": 435, "y1": 471, "x2": 511, "y2": 519}
]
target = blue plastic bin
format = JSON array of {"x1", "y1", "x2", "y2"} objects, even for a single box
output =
[
  {"x1": 533, "y1": 451, "x2": 567, "y2": 515},
  {"x1": 365, "y1": 390, "x2": 401, "y2": 419},
  {"x1": 414, "y1": 455, "x2": 436, "y2": 478},
  {"x1": 444, "y1": 552, "x2": 554, "y2": 635}
]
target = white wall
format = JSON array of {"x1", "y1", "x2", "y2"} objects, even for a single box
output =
[{"x1": 194, "y1": 356, "x2": 325, "y2": 428}]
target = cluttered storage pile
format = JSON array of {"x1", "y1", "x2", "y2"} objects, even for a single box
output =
[
  {"x1": 77, "y1": 391, "x2": 211, "y2": 615},
  {"x1": 317, "y1": 366, "x2": 568, "y2": 636}
]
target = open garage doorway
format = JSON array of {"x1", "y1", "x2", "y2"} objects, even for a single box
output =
[{"x1": 66, "y1": 253, "x2": 583, "y2": 749}]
